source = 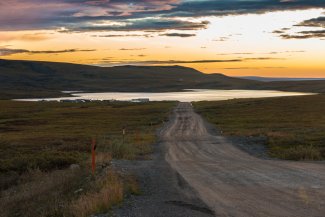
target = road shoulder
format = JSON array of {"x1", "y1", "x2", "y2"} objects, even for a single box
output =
[{"x1": 109, "y1": 141, "x2": 214, "y2": 217}]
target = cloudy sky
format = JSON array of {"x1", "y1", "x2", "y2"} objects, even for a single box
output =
[{"x1": 0, "y1": 0, "x2": 324, "y2": 77}]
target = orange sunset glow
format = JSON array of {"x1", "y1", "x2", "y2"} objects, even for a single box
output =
[{"x1": 0, "y1": 1, "x2": 324, "y2": 77}]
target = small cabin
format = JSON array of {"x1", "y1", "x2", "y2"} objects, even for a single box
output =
[{"x1": 131, "y1": 98, "x2": 150, "y2": 103}]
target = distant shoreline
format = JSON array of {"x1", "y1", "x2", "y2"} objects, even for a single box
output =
[{"x1": 237, "y1": 76, "x2": 325, "y2": 82}]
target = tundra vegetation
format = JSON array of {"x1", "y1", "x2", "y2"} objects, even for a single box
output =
[
  {"x1": 0, "y1": 100, "x2": 174, "y2": 217},
  {"x1": 194, "y1": 94, "x2": 325, "y2": 161}
]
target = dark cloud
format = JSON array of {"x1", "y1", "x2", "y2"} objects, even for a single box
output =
[
  {"x1": 221, "y1": 66, "x2": 287, "y2": 70},
  {"x1": 29, "y1": 49, "x2": 96, "y2": 54},
  {"x1": 221, "y1": 67, "x2": 260, "y2": 70},
  {"x1": 159, "y1": 33, "x2": 196, "y2": 37},
  {"x1": 280, "y1": 30, "x2": 325, "y2": 39},
  {"x1": 272, "y1": 30, "x2": 285, "y2": 34},
  {"x1": 273, "y1": 16, "x2": 325, "y2": 39},
  {"x1": 63, "y1": 19, "x2": 209, "y2": 32},
  {"x1": 244, "y1": 57, "x2": 283, "y2": 60},
  {"x1": 161, "y1": 0, "x2": 325, "y2": 18},
  {"x1": 92, "y1": 34, "x2": 152, "y2": 37},
  {"x1": 100, "y1": 56, "x2": 280, "y2": 65},
  {"x1": 101, "y1": 59, "x2": 242, "y2": 65},
  {"x1": 295, "y1": 16, "x2": 325, "y2": 28},
  {"x1": 0, "y1": 48, "x2": 96, "y2": 56},
  {"x1": 0, "y1": 48, "x2": 29, "y2": 56},
  {"x1": 0, "y1": 0, "x2": 324, "y2": 32}
]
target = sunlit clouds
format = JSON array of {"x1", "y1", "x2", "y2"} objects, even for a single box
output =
[{"x1": 0, "y1": 0, "x2": 324, "y2": 77}]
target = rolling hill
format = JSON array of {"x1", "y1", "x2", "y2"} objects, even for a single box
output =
[
  {"x1": 0, "y1": 59, "x2": 324, "y2": 99},
  {"x1": 0, "y1": 59, "x2": 258, "y2": 99}
]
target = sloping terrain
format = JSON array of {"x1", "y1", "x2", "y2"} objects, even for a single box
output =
[
  {"x1": 257, "y1": 80, "x2": 325, "y2": 93},
  {"x1": 0, "y1": 59, "x2": 258, "y2": 99},
  {"x1": 1, "y1": 59, "x2": 325, "y2": 99}
]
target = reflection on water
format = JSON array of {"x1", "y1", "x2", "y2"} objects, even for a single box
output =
[{"x1": 16, "y1": 89, "x2": 313, "y2": 102}]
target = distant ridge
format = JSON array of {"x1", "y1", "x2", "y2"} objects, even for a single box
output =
[
  {"x1": 0, "y1": 59, "x2": 258, "y2": 99},
  {"x1": 0, "y1": 59, "x2": 324, "y2": 99},
  {"x1": 238, "y1": 76, "x2": 325, "y2": 82}
]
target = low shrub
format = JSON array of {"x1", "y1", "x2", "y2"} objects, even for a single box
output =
[
  {"x1": 270, "y1": 145, "x2": 322, "y2": 161},
  {"x1": 0, "y1": 151, "x2": 84, "y2": 173},
  {"x1": 194, "y1": 95, "x2": 325, "y2": 161},
  {"x1": 69, "y1": 170, "x2": 124, "y2": 217}
]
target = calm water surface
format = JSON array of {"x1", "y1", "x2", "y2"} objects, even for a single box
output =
[{"x1": 17, "y1": 89, "x2": 313, "y2": 102}]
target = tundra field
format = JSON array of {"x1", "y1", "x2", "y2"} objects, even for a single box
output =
[
  {"x1": 1, "y1": 94, "x2": 325, "y2": 216},
  {"x1": 0, "y1": 100, "x2": 175, "y2": 217},
  {"x1": 194, "y1": 94, "x2": 325, "y2": 160}
]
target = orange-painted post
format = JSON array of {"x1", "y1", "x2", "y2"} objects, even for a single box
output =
[
  {"x1": 122, "y1": 127, "x2": 126, "y2": 145},
  {"x1": 91, "y1": 138, "x2": 96, "y2": 176}
]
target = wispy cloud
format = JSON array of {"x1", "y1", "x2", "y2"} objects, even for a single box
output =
[
  {"x1": 0, "y1": 47, "x2": 96, "y2": 56},
  {"x1": 213, "y1": 36, "x2": 230, "y2": 42},
  {"x1": 295, "y1": 16, "x2": 325, "y2": 28},
  {"x1": 119, "y1": 48, "x2": 147, "y2": 51},
  {"x1": 0, "y1": 48, "x2": 29, "y2": 56},
  {"x1": 100, "y1": 59, "x2": 241, "y2": 66},
  {"x1": 61, "y1": 19, "x2": 209, "y2": 33},
  {"x1": 217, "y1": 51, "x2": 305, "y2": 55},
  {"x1": 29, "y1": 49, "x2": 96, "y2": 54},
  {"x1": 99, "y1": 57, "x2": 280, "y2": 66},
  {"x1": 92, "y1": 34, "x2": 152, "y2": 38},
  {"x1": 159, "y1": 33, "x2": 196, "y2": 37},
  {"x1": 217, "y1": 52, "x2": 254, "y2": 56},
  {"x1": 221, "y1": 67, "x2": 287, "y2": 70},
  {"x1": 0, "y1": 33, "x2": 52, "y2": 42},
  {"x1": 273, "y1": 16, "x2": 325, "y2": 39},
  {"x1": 280, "y1": 30, "x2": 325, "y2": 39}
]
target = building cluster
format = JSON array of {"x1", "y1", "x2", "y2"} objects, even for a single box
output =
[{"x1": 39, "y1": 98, "x2": 150, "y2": 103}]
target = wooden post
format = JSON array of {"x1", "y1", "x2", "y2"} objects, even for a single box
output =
[
  {"x1": 122, "y1": 126, "x2": 126, "y2": 145},
  {"x1": 91, "y1": 138, "x2": 96, "y2": 176}
]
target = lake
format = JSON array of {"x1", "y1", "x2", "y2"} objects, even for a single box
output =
[{"x1": 17, "y1": 89, "x2": 313, "y2": 102}]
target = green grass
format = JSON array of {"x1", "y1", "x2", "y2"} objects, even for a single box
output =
[
  {"x1": 0, "y1": 100, "x2": 175, "y2": 217},
  {"x1": 194, "y1": 94, "x2": 325, "y2": 161},
  {"x1": 0, "y1": 100, "x2": 175, "y2": 174},
  {"x1": 0, "y1": 166, "x2": 139, "y2": 217}
]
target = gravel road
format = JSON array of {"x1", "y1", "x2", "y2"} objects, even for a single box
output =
[
  {"x1": 113, "y1": 102, "x2": 325, "y2": 217},
  {"x1": 161, "y1": 102, "x2": 325, "y2": 217}
]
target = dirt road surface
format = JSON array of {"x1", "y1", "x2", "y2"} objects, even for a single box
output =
[{"x1": 160, "y1": 102, "x2": 325, "y2": 217}]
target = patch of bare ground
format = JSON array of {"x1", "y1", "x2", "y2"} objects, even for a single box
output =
[{"x1": 110, "y1": 138, "x2": 214, "y2": 217}]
